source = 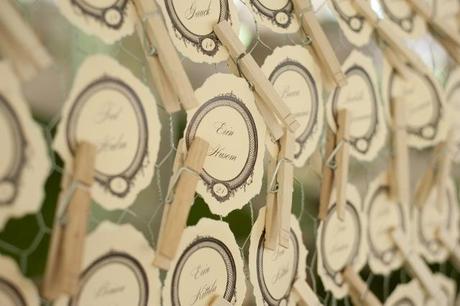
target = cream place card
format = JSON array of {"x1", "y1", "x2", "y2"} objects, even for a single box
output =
[
  {"x1": 242, "y1": 0, "x2": 299, "y2": 33},
  {"x1": 57, "y1": 0, "x2": 135, "y2": 44},
  {"x1": 431, "y1": 274, "x2": 456, "y2": 306},
  {"x1": 328, "y1": 0, "x2": 373, "y2": 46},
  {"x1": 157, "y1": 0, "x2": 239, "y2": 63},
  {"x1": 55, "y1": 222, "x2": 161, "y2": 306},
  {"x1": 446, "y1": 69, "x2": 460, "y2": 163},
  {"x1": 185, "y1": 73, "x2": 266, "y2": 216},
  {"x1": 378, "y1": 0, "x2": 426, "y2": 38},
  {"x1": 413, "y1": 178, "x2": 459, "y2": 263},
  {"x1": 317, "y1": 183, "x2": 367, "y2": 298},
  {"x1": 384, "y1": 280, "x2": 423, "y2": 306},
  {"x1": 249, "y1": 207, "x2": 308, "y2": 306},
  {"x1": 262, "y1": 46, "x2": 324, "y2": 167},
  {"x1": 382, "y1": 58, "x2": 447, "y2": 149},
  {"x1": 364, "y1": 175, "x2": 408, "y2": 275},
  {"x1": 0, "y1": 256, "x2": 39, "y2": 306},
  {"x1": 163, "y1": 218, "x2": 246, "y2": 306},
  {"x1": 327, "y1": 51, "x2": 387, "y2": 161},
  {"x1": 54, "y1": 55, "x2": 161, "y2": 209},
  {"x1": 0, "y1": 63, "x2": 50, "y2": 230}
]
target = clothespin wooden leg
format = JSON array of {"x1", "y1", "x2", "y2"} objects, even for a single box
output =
[
  {"x1": 265, "y1": 142, "x2": 281, "y2": 250},
  {"x1": 435, "y1": 131, "x2": 452, "y2": 211},
  {"x1": 292, "y1": 0, "x2": 346, "y2": 88},
  {"x1": 342, "y1": 267, "x2": 382, "y2": 306},
  {"x1": 335, "y1": 109, "x2": 350, "y2": 220},
  {"x1": 209, "y1": 296, "x2": 232, "y2": 306},
  {"x1": 319, "y1": 127, "x2": 336, "y2": 220},
  {"x1": 214, "y1": 20, "x2": 300, "y2": 133},
  {"x1": 154, "y1": 138, "x2": 209, "y2": 270},
  {"x1": 437, "y1": 228, "x2": 460, "y2": 271},
  {"x1": 293, "y1": 278, "x2": 323, "y2": 306},
  {"x1": 42, "y1": 142, "x2": 96, "y2": 300}
]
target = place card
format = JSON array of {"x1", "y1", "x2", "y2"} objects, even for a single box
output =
[
  {"x1": 262, "y1": 46, "x2": 324, "y2": 167},
  {"x1": 433, "y1": 0, "x2": 460, "y2": 36},
  {"x1": 55, "y1": 222, "x2": 161, "y2": 306},
  {"x1": 185, "y1": 73, "x2": 266, "y2": 216},
  {"x1": 431, "y1": 274, "x2": 456, "y2": 306},
  {"x1": 364, "y1": 175, "x2": 408, "y2": 275},
  {"x1": 413, "y1": 178, "x2": 459, "y2": 263},
  {"x1": 163, "y1": 218, "x2": 246, "y2": 306},
  {"x1": 157, "y1": 0, "x2": 239, "y2": 63},
  {"x1": 249, "y1": 207, "x2": 308, "y2": 306},
  {"x1": 382, "y1": 58, "x2": 447, "y2": 149},
  {"x1": 0, "y1": 256, "x2": 39, "y2": 306},
  {"x1": 54, "y1": 55, "x2": 161, "y2": 209},
  {"x1": 242, "y1": 0, "x2": 300, "y2": 33},
  {"x1": 317, "y1": 183, "x2": 367, "y2": 298},
  {"x1": 384, "y1": 280, "x2": 423, "y2": 306},
  {"x1": 327, "y1": 51, "x2": 387, "y2": 161},
  {"x1": 378, "y1": 0, "x2": 426, "y2": 38},
  {"x1": 446, "y1": 68, "x2": 460, "y2": 163},
  {"x1": 0, "y1": 62, "x2": 50, "y2": 230},
  {"x1": 328, "y1": 0, "x2": 373, "y2": 46},
  {"x1": 57, "y1": 0, "x2": 135, "y2": 44}
]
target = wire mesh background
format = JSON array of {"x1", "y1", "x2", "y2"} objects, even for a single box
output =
[{"x1": 1, "y1": 0, "x2": 460, "y2": 305}]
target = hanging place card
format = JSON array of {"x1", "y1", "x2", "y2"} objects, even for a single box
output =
[
  {"x1": 57, "y1": 0, "x2": 135, "y2": 44},
  {"x1": 54, "y1": 55, "x2": 161, "y2": 209},
  {"x1": 54, "y1": 222, "x2": 161, "y2": 306},
  {"x1": 242, "y1": 0, "x2": 300, "y2": 33},
  {"x1": 384, "y1": 280, "x2": 423, "y2": 306},
  {"x1": 163, "y1": 218, "x2": 246, "y2": 306},
  {"x1": 327, "y1": 51, "x2": 387, "y2": 161},
  {"x1": 317, "y1": 183, "x2": 368, "y2": 298},
  {"x1": 328, "y1": 0, "x2": 374, "y2": 46},
  {"x1": 157, "y1": 0, "x2": 239, "y2": 63},
  {"x1": 0, "y1": 62, "x2": 50, "y2": 230},
  {"x1": 0, "y1": 256, "x2": 40, "y2": 306},
  {"x1": 185, "y1": 73, "x2": 266, "y2": 216},
  {"x1": 378, "y1": 0, "x2": 426, "y2": 38},
  {"x1": 262, "y1": 46, "x2": 324, "y2": 167},
  {"x1": 446, "y1": 69, "x2": 460, "y2": 164}
]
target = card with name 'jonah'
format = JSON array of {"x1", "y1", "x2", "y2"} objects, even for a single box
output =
[{"x1": 54, "y1": 55, "x2": 161, "y2": 209}]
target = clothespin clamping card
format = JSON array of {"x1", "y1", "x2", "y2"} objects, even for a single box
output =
[
  {"x1": 154, "y1": 137, "x2": 209, "y2": 270},
  {"x1": 131, "y1": 0, "x2": 198, "y2": 113},
  {"x1": 264, "y1": 131, "x2": 295, "y2": 250},
  {"x1": 319, "y1": 108, "x2": 350, "y2": 220},
  {"x1": 343, "y1": 267, "x2": 382, "y2": 306},
  {"x1": 293, "y1": 278, "x2": 323, "y2": 306},
  {"x1": 42, "y1": 142, "x2": 96, "y2": 300},
  {"x1": 214, "y1": 20, "x2": 300, "y2": 137},
  {"x1": 0, "y1": 0, "x2": 52, "y2": 81},
  {"x1": 209, "y1": 296, "x2": 233, "y2": 306},
  {"x1": 292, "y1": 0, "x2": 346, "y2": 88}
]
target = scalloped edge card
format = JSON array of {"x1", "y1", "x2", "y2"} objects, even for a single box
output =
[
  {"x1": 317, "y1": 183, "x2": 368, "y2": 298},
  {"x1": 0, "y1": 256, "x2": 40, "y2": 306},
  {"x1": 0, "y1": 62, "x2": 50, "y2": 230},
  {"x1": 185, "y1": 73, "x2": 266, "y2": 216},
  {"x1": 55, "y1": 222, "x2": 161, "y2": 306},
  {"x1": 57, "y1": 0, "x2": 136, "y2": 44},
  {"x1": 163, "y1": 218, "x2": 246, "y2": 306},
  {"x1": 242, "y1": 0, "x2": 300, "y2": 33},
  {"x1": 54, "y1": 55, "x2": 161, "y2": 210},
  {"x1": 262, "y1": 46, "x2": 324, "y2": 167},
  {"x1": 327, "y1": 51, "x2": 387, "y2": 161},
  {"x1": 157, "y1": 0, "x2": 240, "y2": 63}
]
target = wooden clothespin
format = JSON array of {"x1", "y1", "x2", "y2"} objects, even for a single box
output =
[
  {"x1": 0, "y1": 0, "x2": 52, "y2": 81},
  {"x1": 390, "y1": 228, "x2": 446, "y2": 304},
  {"x1": 214, "y1": 20, "x2": 300, "y2": 134},
  {"x1": 351, "y1": 0, "x2": 427, "y2": 74},
  {"x1": 209, "y1": 296, "x2": 232, "y2": 306},
  {"x1": 42, "y1": 142, "x2": 96, "y2": 300},
  {"x1": 131, "y1": 0, "x2": 197, "y2": 113},
  {"x1": 291, "y1": 0, "x2": 346, "y2": 88},
  {"x1": 264, "y1": 130, "x2": 295, "y2": 250},
  {"x1": 319, "y1": 109, "x2": 350, "y2": 220},
  {"x1": 434, "y1": 131, "x2": 453, "y2": 211},
  {"x1": 436, "y1": 228, "x2": 460, "y2": 271},
  {"x1": 342, "y1": 266, "x2": 382, "y2": 306},
  {"x1": 153, "y1": 137, "x2": 209, "y2": 270},
  {"x1": 293, "y1": 278, "x2": 323, "y2": 306}
]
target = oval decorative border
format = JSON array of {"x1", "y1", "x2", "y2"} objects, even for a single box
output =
[
  {"x1": 66, "y1": 76, "x2": 149, "y2": 198},
  {"x1": 70, "y1": 0, "x2": 129, "y2": 29},
  {"x1": 256, "y1": 229, "x2": 299, "y2": 305},
  {"x1": 69, "y1": 252, "x2": 149, "y2": 306},
  {"x1": 0, "y1": 95, "x2": 26, "y2": 206},
  {"x1": 164, "y1": 0, "x2": 229, "y2": 56},
  {"x1": 380, "y1": 0, "x2": 416, "y2": 33},
  {"x1": 331, "y1": 65, "x2": 379, "y2": 155},
  {"x1": 186, "y1": 93, "x2": 258, "y2": 202},
  {"x1": 331, "y1": 0, "x2": 365, "y2": 32},
  {"x1": 0, "y1": 278, "x2": 27, "y2": 306},
  {"x1": 171, "y1": 237, "x2": 237, "y2": 305},
  {"x1": 269, "y1": 59, "x2": 319, "y2": 159},
  {"x1": 320, "y1": 202, "x2": 362, "y2": 287},
  {"x1": 249, "y1": 0, "x2": 294, "y2": 28}
]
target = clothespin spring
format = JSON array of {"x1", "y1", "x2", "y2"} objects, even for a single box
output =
[
  {"x1": 57, "y1": 180, "x2": 90, "y2": 225},
  {"x1": 325, "y1": 139, "x2": 351, "y2": 170},
  {"x1": 234, "y1": 52, "x2": 255, "y2": 91},
  {"x1": 165, "y1": 166, "x2": 201, "y2": 204},
  {"x1": 140, "y1": 11, "x2": 162, "y2": 56},
  {"x1": 268, "y1": 158, "x2": 293, "y2": 193}
]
